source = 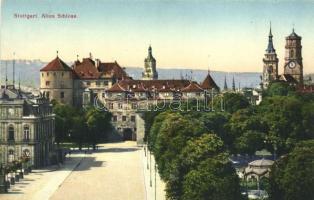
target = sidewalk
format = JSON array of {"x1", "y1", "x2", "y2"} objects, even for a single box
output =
[
  {"x1": 141, "y1": 146, "x2": 166, "y2": 200},
  {"x1": 0, "y1": 153, "x2": 84, "y2": 200}
]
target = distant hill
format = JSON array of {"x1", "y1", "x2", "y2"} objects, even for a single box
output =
[{"x1": 0, "y1": 59, "x2": 262, "y2": 89}]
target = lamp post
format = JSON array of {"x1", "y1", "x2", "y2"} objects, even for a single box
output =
[
  {"x1": 150, "y1": 152, "x2": 152, "y2": 187},
  {"x1": 154, "y1": 163, "x2": 157, "y2": 200}
]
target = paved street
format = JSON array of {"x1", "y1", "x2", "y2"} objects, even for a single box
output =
[
  {"x1": 50, "y1": 141, "x2": 146, "y2": 200},
  {"x1": 0, "y1": 142, "x2": 166, "y2": 200}
]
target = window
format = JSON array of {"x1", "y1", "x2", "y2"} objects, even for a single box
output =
[
  {"x1": 109, "y1": 103, "x2": 113, "y2": 109},
  {"x1": 53, "y1": 72, "x2": 56, "y2": 76},
  {"x1": 23, "y1": 149, "x2": 30, "y2": 158},
  {"x1": 24, "y1": 125, "x2": 30, "y2": 141},
  {"x1": 118, "y1": 103, "x2": 122, "y2": 109},
  {"x1": 86, "y1": 81, "x2": 91, "y2": 86},
  {"x1": 60, "y1": 92, "x2": 65, "y2": 98},
  {"x1": 8, "y1": 126, "x2": 14, "y2": 141},
  {"x1": 122, "y1": 116, "x2": 127, "y2": 121},
  {"x1": 104, "y1": 81, "x2": 109, "y2": 86},
  {"x1": 47, "y1": 72, "x2": 49, "y2": 76},
  {"x1": 96, "y1": 81, "x2": 100, "y2": 86},
  {"x1": 131, "y1": 103, "x2": 137, "y2": 109},
  {"x1": 41, "y1": 73, "x2": 44, "y2": 77},
  {"x1": 45, "y1": 81, "x2": 50, "y2": 86},
  {"x1": 131, "y1": 116, "x2": 136, "y2": 122},
  {"x1": 102, "y1": 93, "x2": 105, "y2": 98},
  {"x1": 8, "y1": 150, "x2": 14, "y2": 162},
  {"x1": 113, "y1": 116, "x2": 117, "y2": 122},
  {"x1": 61, "y1": 72, "x2": 64, "y2": 76}
]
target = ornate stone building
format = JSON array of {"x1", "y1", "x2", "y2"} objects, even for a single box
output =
[
  {"x1": 0, "y1": 85, "x2": 55, "y2": 168},
  {"x1": 283, "y1": 29, "x2": 303, "y2": 84},
  {"x1": 142, "y1": 46, "x2": 158, "y2": 80},
  {"x1": 262, "y1": 26, "x2": 279, "y2": 88},
  {"x1": 262, "y1": 28, "x2": 304, "y2": 87},
  {"x1": 40, "y1": 46, "x2": 220, "y2": 143}
]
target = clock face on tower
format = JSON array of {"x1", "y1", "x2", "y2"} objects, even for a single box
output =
[{"x1": 289, "y1": 61, "x2": 296, "y2": 69}]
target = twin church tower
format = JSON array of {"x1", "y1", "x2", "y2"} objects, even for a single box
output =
[{"x1": 262, "y1": 25, "x2": 303, "y2": 88}]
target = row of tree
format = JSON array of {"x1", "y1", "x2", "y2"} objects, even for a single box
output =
[
  {"x1": 53, "y1": 101, "x2": 113, "y2": 150},
  {"x1": 145, "y1": 82, "x2": 314, "y2": 200}
]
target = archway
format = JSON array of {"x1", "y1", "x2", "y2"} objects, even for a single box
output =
[{"x1": 123, "y1": 128, "x2": 133, "y2": 141}]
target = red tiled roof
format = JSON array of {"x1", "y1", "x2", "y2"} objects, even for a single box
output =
[
  {"x1": 40, "y1": 57, "x2": 72, "y2": 71},
  {"x1": 106, "y1": 79, "x2": 191, "y2": 93},
  {"x1": 201, "y1": 73, "x2": 219, "y2": 90},
  {"x1": 73, "y1": 58, "x2": 101, "y2": 79},
  {"x1": 98, "y1": 61, "x2": 129, "y2": 80},
  {"x1": 181, "y1": 81, "x2": 204, "y2": 92},
  {"x1": 297, "y1": 85, "x2": 314, "y2": 93}
]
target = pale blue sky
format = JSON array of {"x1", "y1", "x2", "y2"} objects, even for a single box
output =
[{"x1": 1, "y1": 0, "x2": 314, "y2": 73}]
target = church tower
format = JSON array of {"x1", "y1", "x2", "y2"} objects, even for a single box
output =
[
  {"x1": 142, "y1": 46, "x2": 158, "y2": 80},
  {"x1": 262, "y1": 25, "x2": 279, "y2": 88},
  {"x1": 283, "y1": 29, "x2": 303, "y2": 84}
]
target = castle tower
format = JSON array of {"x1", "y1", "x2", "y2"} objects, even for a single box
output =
[
  {"x1": 283, "y1": 28, "x2": 303, "y2": 84},
  {"x1": 40, "y1": 55, "x2": 74, "y2": 105},
  {"x1": 142, "y1": 46, "x2": 158, "y2": 80},
  {"x1": 262, "y1": 25, "x2": 279, "y2": 88}
]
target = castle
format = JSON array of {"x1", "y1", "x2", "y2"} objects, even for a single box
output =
[
  {"x1": 262, "y1": 26, "x2": 304, "y2": 88},
  {"x1": 40, "y1": 46, "x2": 220, "y2": 143}
]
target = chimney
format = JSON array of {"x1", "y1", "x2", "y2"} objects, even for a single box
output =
[{"x1": 95, "y1": 59, "x2": 100, "y2": 68}]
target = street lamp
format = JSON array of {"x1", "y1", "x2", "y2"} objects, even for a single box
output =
[{"x1": 150, "y1": 152, "x2": 152, "y2": 187}]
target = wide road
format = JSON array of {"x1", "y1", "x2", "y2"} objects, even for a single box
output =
[{"x1": 50, "y1": 141, "x2": 146, "y2": 200}]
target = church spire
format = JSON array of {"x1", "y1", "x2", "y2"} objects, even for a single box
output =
[
  {"x1": 266, "y1": 22, "x2": 276, "y2": 53},
  {"x1": 224, "y1": 76, "x2": 228, "y2": 91}
]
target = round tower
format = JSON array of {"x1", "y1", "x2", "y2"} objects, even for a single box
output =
[{"x1": 40, "y1": 56, "x2": 73, "y2": 105}]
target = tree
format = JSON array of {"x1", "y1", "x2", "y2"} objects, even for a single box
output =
[
  {"x1": 268, "y1": 140, "x2": 314, "y2": 200},
  {"x1": 258, "y1": 96, "x2": 304, "y2": 154},
  {"x1": 266, "y1": 82, "x2": 295, "y2": 97},
  {"x1": 154, "y1": 113, "x2": 205, "y2": 180},
  {"x1": 85, "y1": 107, "x2": 112, "y2": 150},
  {"x1": 182, "y1": 159, "x2": 243, "y2": 200},
  {"x1": 72, "y1": 114, "x2": 88, "y2": 150},
  {"x1": 234, "y1": 130, "x2": 264, "y2": 155},
  {"x1": 214, "y1": 92, "x2": 250, "y2": 113},
  {"x1": 53, "y1": 103, "x2": 77, "y2": 145},
  {"x1": 179, "y1": 134, "x2": 243, "y2": 200}
]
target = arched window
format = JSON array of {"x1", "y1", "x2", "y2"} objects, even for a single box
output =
[
  {"x1": 8, "y1": 149, "x2": 14, "y2": 162},
  {"x1": 290, "y1": 50, "x2": 294, "y2": 57},
  {"x1": 8, "y1": 125, "x2": 14, "y2": 141},
  {"x1": 24, "y1": 125, "x2": 30, "y2": 141}
]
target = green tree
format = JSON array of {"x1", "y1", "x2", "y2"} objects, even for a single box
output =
[
  {"x1": 72, "y1": 114, "x2": 88, "y2": 150},
  {"x1": 86, "y1": 107, "x2": 112, "y2": 150},
  {"x1": 266, "y1": 82, "x2": 295, "y2": 97},
  {"x1": 234, "y1": 130, "x2": 264, "y2": 155},
  {"x1": 268, "y1": 140, "x2": 314, "y2": 200},
  {"x1": 154, "y1": 113, "x2": 205, "y2": 180},
  {"x1": 180, "y1": 135, "x2": 243, "y2": 200},
  {"x1": 214, "y1": 92, "x2": 250, "y2": 113},
  {"x1": 53, "y1": 103, "x2": 77, "y2": 145}
]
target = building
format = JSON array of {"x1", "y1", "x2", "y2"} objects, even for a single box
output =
[
  {"x1": 40, "y1": 53, "x2": 128, "y2": 107},
  {"x1": 283, "y1": 29, "x2": 303, "y2": 84},
  {"x1": 262, "y1": 27, "x2": 304, "y2": 88},
  {"x1": 0, "y1": 85, "x2": 55, "y2": 168},
  {"x1": 262, "y1": 25, "x2": 279, "y2": 88},
  {"x1": 40, "y1": 46, "x2": 220, "y2": 143},
  {"x1": 142, "y1": 46, "x2": 158, "y2": 80}
]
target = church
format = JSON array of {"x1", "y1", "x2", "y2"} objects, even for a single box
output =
[
  {"x1": 40, "y1": 46, "x2": 220, "y2": 143},
  {"x1": 262, "y1": 26, "x2": 304, "y2": 88}
]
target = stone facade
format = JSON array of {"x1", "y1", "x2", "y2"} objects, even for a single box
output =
[
  {"x1": 262, "y1": 28, "x2": 304, "y2": 87},
  {"x1": 39, "y1": 47, "x2": 220, "y2": 143},
  {"x1": 0, "y1": 86, "x2": 55, "y2": 168}
]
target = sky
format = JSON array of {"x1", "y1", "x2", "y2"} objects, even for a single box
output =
[{"x1": 0, "y1": 0, "x2": 314, "y2": 73}]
